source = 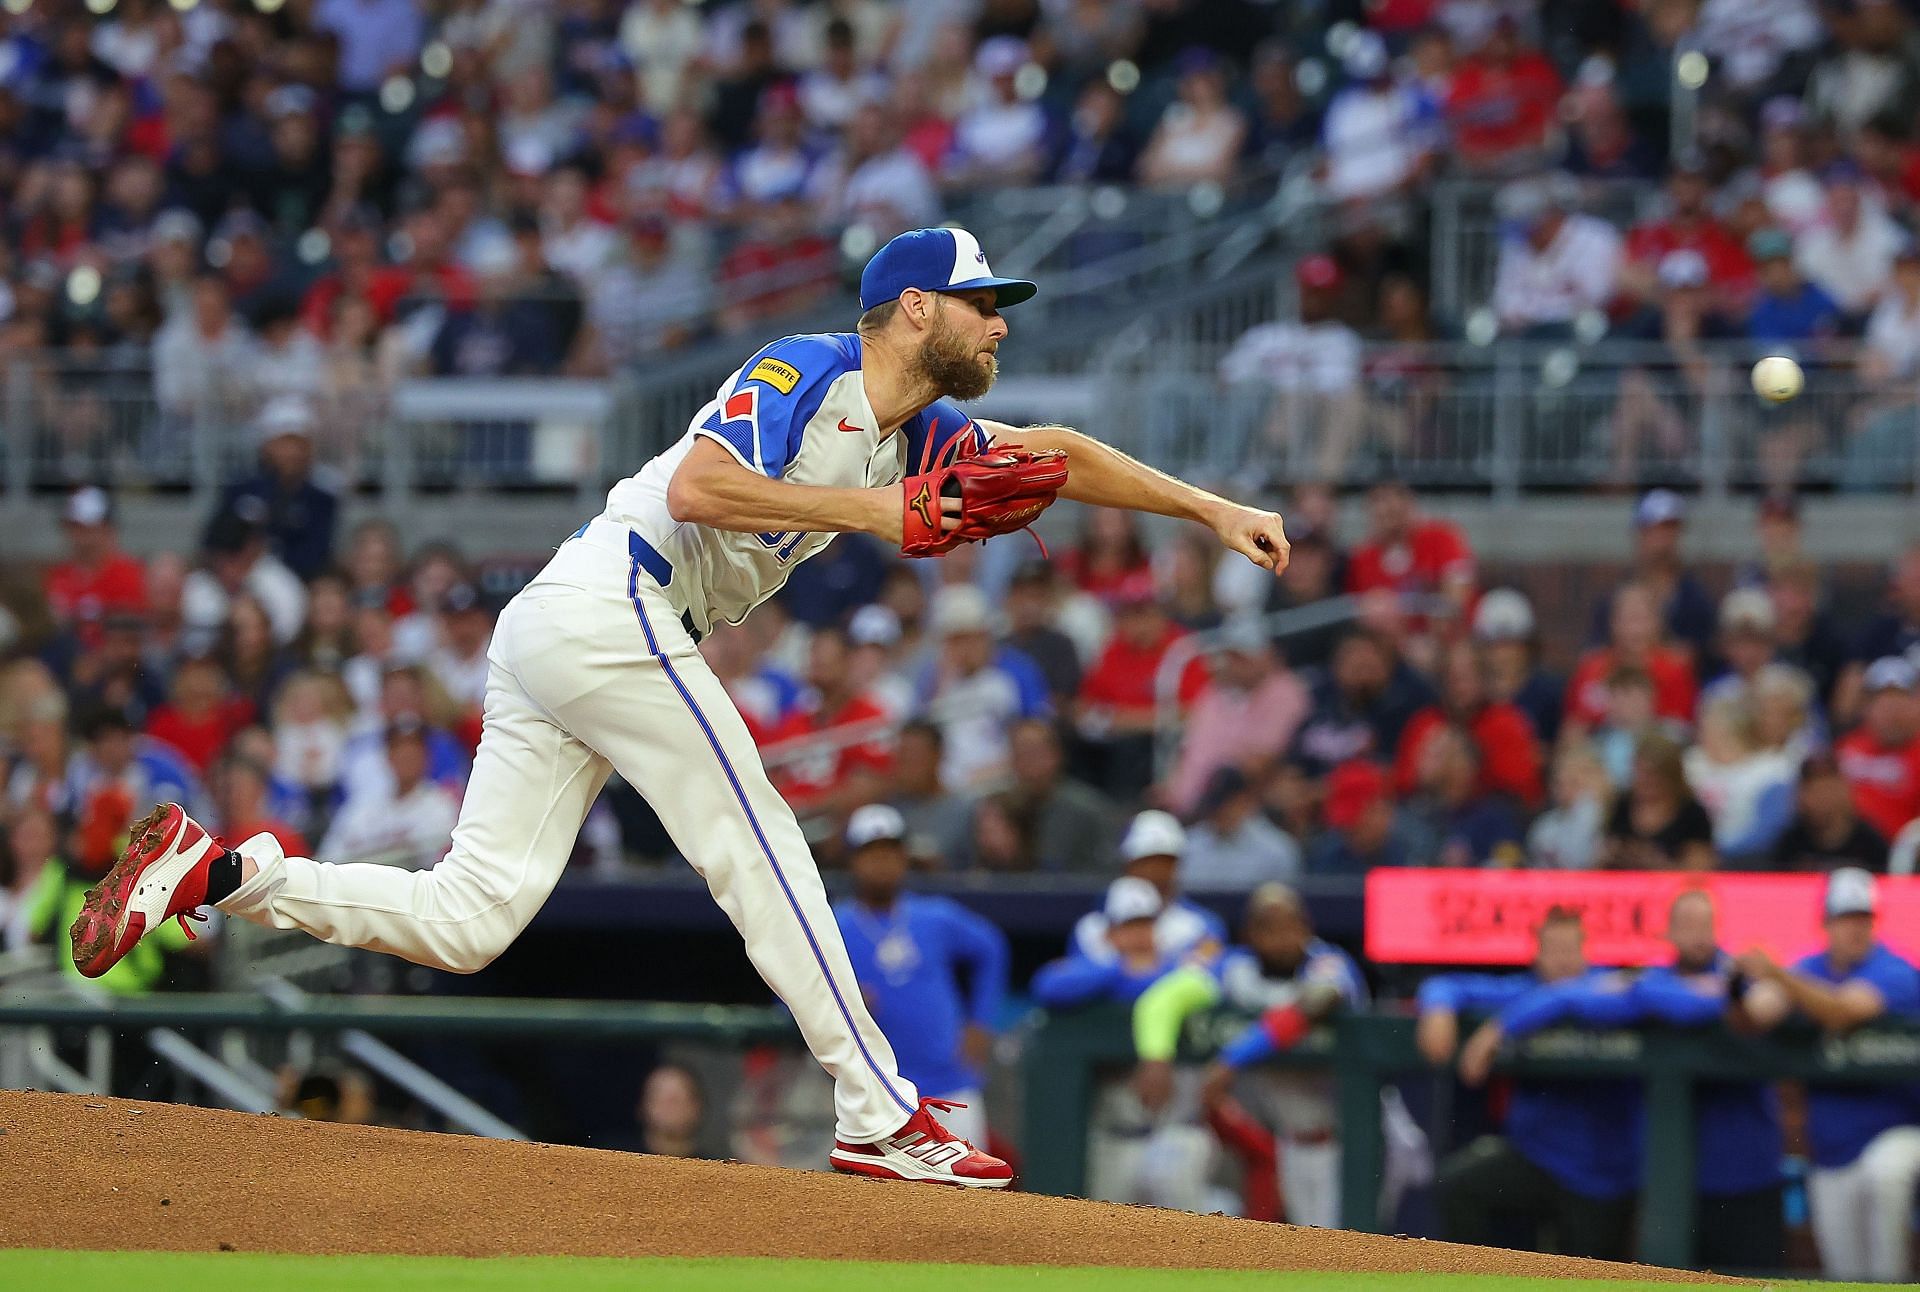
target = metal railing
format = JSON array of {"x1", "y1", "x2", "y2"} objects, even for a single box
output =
[{"x1": 8, "y1": 340, "x2": 1918, "y2": 517}]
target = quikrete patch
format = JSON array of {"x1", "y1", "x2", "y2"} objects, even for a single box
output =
[{"x1": 748, "y1": 358, "x2": 802, "y2": 394}]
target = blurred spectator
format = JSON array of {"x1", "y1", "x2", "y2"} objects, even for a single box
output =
[
  {"x1": 1427, "y1": 908, "x2": 1639, "y2": 1261},
  {"x1": 182, "y1": 504, "x2": 308, "y2": 653},
  {"x1": 423, "y1": 583, "x2": 493, "y2": 727},
  {"x1": 1840, "y1": 543, "x2": 1920, "y2": 718},
  {"x1": 996, "y1": 718, "x2": 1117, "y2": 873},
  {"x1": 1527, "y1": 742, "x2": 1612, "y2": 869},
  {"x1": 44, "y1": 487, "x2": 146, "y2": 649},
  {"x1": 1736, "y1": 869, "x2": 1920, "y2": 1283},
  {"x1": 1, "y1": 808, "x2": 57, "y2": 950},
  {"x1": 1215, "y1": 256, "x2": 1368, "y2": 483},
  {"x1": 1601, "y1": 732, "x2": 1718, "y2": 869},
  {"x1": 1395, "y1": 640, "x2": 1544, "y2": 809},
  {"x1": 1744, "y1": 227, "x2": 1844, "y2": 345},
  {"x1": 1607, "y1": 251, "x2": 1744, "y2": 483},
  {"x1": 319, "y1": 718, "x2": 460, "y2": 868},
  {"x1": 884, "y1": 719, "x2": 972, "y2": 869},
  {"x1": 211, "y1": 753, "x2": 309, "y2": 860},
  {"x1": 316, "y1": 0, "x2": 428, "y2": 95},
  {"x1": 1344, "y1": 480, "x2": 1475, "y2": 618},
  {"x1": 210, "y1": 397, "x2": 339, "y2": 583},
  {"x1": 844, "y1": 606, "x2": 913, "y2": 719},
  {"x1": 1567, "y1": 582, "x2": 1699, "y2": 733},
  {"x1": 775, "y1": 538, "x2": 889, "y2": 635},
  {"x1": 1702, "y1": 587, "x2": 1782, "y2": 705},
  {"x1": 1137, "y1": 50, "x2": 1246, "y2": 189},
  {"x1": 581, "y1": 218, "x2": 711, "y2": 370},
  {"x1": 1060, "y1": 509, "x2": 1151, "y2": 603},
  {"x1": 67, "y1": 704, "x2": 200, "y2": 822},
  {"x1": 1490, "y1": 177, "x2": 1623, "y2": 337},
  {"x1": 337, "y1": 664, "x2": 470, "y2": 805},
  {"x1": 1445, "y1": 19, "x2": 1562, "y2": 174},
  {"x1": 1305, "y1": 759, "x2": 1422, "y2": 874},
  {"x1": 1768, "y1": 556, "x2": 1848, "y2": 704},
  {"x1": 1795, "y1": 163, "x2": 1904, "y2": 318},
  {"x1": 916, "y1": 585, "x2": 1050, "y2": 792},
  {"x1": 621, "y1": 0, "x2": 707, "y2": 115},
  {"x1": 144, "y1": 657, "x2": 252, "y2": 777},
  {"x1": 1292, "y1": 629, "x2": 1433, "y2": 777},
  {"x1": 1693, "y1": 0, "x2": 1822, "y2": 97},
  {"x1": 1164, "y1": 617, "x2": 1309, "y2": 817},
  {"x1": 1684, "y1": 693, "x2": 1799, "y2": 863},
  {"x1": 1050, "y1": 80, "x2": 1139, "y2": 185},
  {"x1": 1772, "y1": 753, "x2": 1891, "y2": 871},
  {"x1": 1319, "y1": 30, "x2": 1436, "y2": 204},
  {"x1": 271, "y1": 672, "x2": 355, "y2": 827},
  {"x1": 1075, "y1": 575, "x2": 1206, "y2": 800},
  {"x1": 1406, "y1": 724, "x2": 1525, "y2": 866},
  {"x1": 1180, "y1": 766, "x2": 1302, "y2": 890},
  {"x1": 1586, "y1": 490, "x2": 1716, "y2": 660},
  {"x1": 1071, "y1": 810, "x2": 1228, "y2": 965},
  {"x1": 833, "y1": 804, "x2": 1009, "y2": 1146},
  {"x1": 1835, "y1": 656, "x2": 1920, "y2": 842},
  {"x1": 1032, "y1": 876, "x2": 1173, "y2": 1008},
  {"x1": 1472, "y1": 589, "x2": 1564, "y2": 746},
  {"x1": 1804, "y1": 0, "x2": 1920, "y2": 134},
  {"x1": 798, "y1": 20, "x2": 884, "y2": 134},
  {"x1": 153, "y1": 272, "x2": 259, "y2": 437},
  {"x1": 1000, "y1": 560, "x2": 1084, "y2": 710},
  {"x1": 623, "y1": 1064, "x2": 719, "y2": 1160},
  {"x1": 766, "y1": 624, "x2": 894, "y2": 824},
  {"x1": 948, "y1": 37, "x2": 1047, "y2": 186}
]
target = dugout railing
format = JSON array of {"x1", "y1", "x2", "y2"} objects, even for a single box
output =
[{"x1": 1019, "y1": 1004, "x2": 1920, "y2": 1271}]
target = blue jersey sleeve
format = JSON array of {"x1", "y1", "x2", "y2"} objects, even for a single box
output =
[
  {"x1": 1863, "y1": 949, "x2": 1920, "y2": 1016},
  {"x1": 1417, "y1": 972, "x2": 1537, "y2": 1015},
  {"x1": 1221, "y1": 1025, "x2": 1279, "y2": 1068},
  {"x1": 1032, "y1": 953, "x2": 1122, "y2": 1008},
  {"x1": 1631, "y1": 966, "x2": 1730, "y2": 1027},
  {"x1": 933, "y1": 898, "x2": 1011, "y2": 1026},
  {"x1": 1498, "y1": 973, "x2": 1639, "y2": 1039},
  {"x1": 902, "y1": 399, "x2": 989, "y2": 477},
  {"x1": 694, "y1": 335, "x2": 848, "y2": 479}
]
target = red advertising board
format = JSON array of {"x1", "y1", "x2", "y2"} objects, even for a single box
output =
[{"x1": 1365, "y1": 869, "x2": 1920, "y2": 966}]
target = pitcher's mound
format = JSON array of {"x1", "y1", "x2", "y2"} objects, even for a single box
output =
[{"x1": 0, "y1": 1090, "x2": 1734, "y2": 1282}]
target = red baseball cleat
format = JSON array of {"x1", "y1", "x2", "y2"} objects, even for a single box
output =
[
  {"x1": 70, "y1": 803, "x2": 221, "y2": 978},
  {"x1": 829, "y1": 1099, "x2": 1014, "y2": 1189}
]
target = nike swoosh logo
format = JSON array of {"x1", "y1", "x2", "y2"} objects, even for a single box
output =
[{"x1": 837, "y1": 418, "x2": 863, "y2": 433}]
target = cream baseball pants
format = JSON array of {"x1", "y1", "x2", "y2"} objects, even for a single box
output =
[{"x1": 219, "y1": 529, "x2": 922, "y2": 1142}]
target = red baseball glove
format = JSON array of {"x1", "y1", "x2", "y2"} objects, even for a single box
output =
[{"x1": 900, "y1": 446, "x2": 1069, "y2": 558}]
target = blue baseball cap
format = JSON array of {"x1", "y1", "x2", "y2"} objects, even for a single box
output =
[{"x1": 858, "y1": 227, "x2": 1037, "y2": 311}]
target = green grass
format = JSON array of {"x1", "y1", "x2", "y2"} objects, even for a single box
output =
[{"x1": 0, "y1": 1251, "x2": 1884, "y2": 1292}]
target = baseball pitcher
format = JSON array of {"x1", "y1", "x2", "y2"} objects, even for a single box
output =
[{"x1": 70, "y1": 227, "x2": 1291, "y2": 1187}]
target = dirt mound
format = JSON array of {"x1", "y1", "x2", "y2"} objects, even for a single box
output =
[{"x1": 0, "y1": 1090, "x2": 1735, "y2": 1281}]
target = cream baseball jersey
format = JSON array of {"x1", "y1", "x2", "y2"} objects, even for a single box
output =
[{"x1": 602, "y1": 332, "x2": 988, "y2": 635}]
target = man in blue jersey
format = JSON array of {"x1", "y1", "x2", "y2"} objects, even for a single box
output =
[
  {"x1": 1454, "y1": 891, "x2": 1790, "y2": 1271},
  {"x1": 1737, "y1": 867, "x2": 1920, "y2": 1282},
  {"x1": 1071, "y1": 810, "x2": 1229, "y2": 968},
  {"x1": 833, "y1": 804, "x2": 1010, "y2": 1149},
  {"x1": 85, "y1": 225, "x2": 1289, "y2": 1188},
  {"x1": 1629, "y1": 890, "x2": 1789, "y2": 1273},
  {"x1": 1421, "y1": 907, "x2": 1642, "y2": 1260},
  {"x1": 1031, "y1": 877, "x2": 1174, "y2": 1008}
]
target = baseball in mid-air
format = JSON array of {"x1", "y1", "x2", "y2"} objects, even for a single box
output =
[{"x1": 1752, "y1": 355, "x2": 1804, "y2": 403}]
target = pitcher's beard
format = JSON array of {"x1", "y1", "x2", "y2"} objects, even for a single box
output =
[{"x1": 911, "y1": 317, "x2": 998, "y2": 400}]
